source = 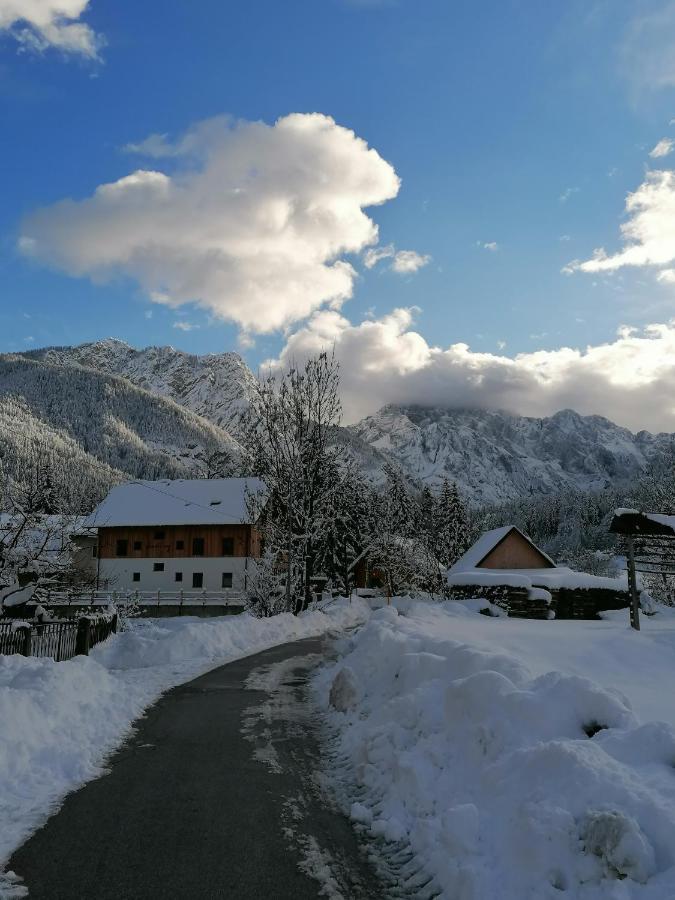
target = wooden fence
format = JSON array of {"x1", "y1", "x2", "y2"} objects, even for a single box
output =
[{"x1": 0, "y1": 614, "x2": 118, "y2": 662}]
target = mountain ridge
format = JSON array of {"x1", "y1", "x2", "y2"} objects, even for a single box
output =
[{"x1": 8, "y1": 340, "x2": 674, "y2": 507}]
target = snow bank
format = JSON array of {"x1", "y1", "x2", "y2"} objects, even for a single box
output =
[
  {"x1": 316, "y1": 601, "x2": 675, "y2": 899},
  {"x1": 0, "y1": 599, "x2": 369, "y2": 872}
]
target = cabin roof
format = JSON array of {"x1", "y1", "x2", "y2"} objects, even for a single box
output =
[
  {"x1": 448, "y1": 525, "x2": 556, "y2": 574},
  {"x1": 84, "y1": 478, "x2": 266, "y2": 528}
]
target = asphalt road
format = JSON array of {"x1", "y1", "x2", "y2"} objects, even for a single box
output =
[{"x1": 8, "y1": 635, "x2": 387, "y2": 900}]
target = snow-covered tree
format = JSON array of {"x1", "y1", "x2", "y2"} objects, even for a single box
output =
[
  {"x1": 242, "y1": 550, "x2": 287, "y2": 618},
  {"x1": 245, "y1": 351, "x2": 344, "y2": 613},
  {"x1": 434, "y1": 479, "x2": 470, "y2": 567}
]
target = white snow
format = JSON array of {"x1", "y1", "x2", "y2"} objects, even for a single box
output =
[
  {"x1": 0, "y1": 598, "x2": 369, "y2": 875},
  {"x1": 84, "y1": 477, "x2": 266, "y2": 527},
  {"x1": 316, "y1": 599, "x2": 675, "y2": 899},
  {"x1": 447, "y1": 566, "x2": 628, "y2": 592}
]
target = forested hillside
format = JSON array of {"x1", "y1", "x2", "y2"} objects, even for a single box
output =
[{"x1": 0, "y1": 356, "x2": 240, "y2": 512}]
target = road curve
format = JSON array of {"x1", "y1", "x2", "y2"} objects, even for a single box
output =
[{"x1": 8, "y1": 635, "x2": 386, "y2": 900}]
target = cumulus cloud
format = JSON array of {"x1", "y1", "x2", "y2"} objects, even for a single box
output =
[
  {"x1": 650, "y1": 137, "x2": 675, "y2": 158},
  {"x1": 0, "y1": 0, "x2": 101, "y2": 58},
  {"x1": 268, "y1": 308, "x2": 675, "y2": 431},
  {"x1": 20, "y1": 113, "x2": 401, "y2": 333},
  {"x1": 565, "y1": 169, "x2": 675, "y2": 276},
  {"x1": 172, "y1": 321, "x2": 199, "y2": 332},
  {"x1": 363, "y1": 243, "x2": 430, "y2": 274}
]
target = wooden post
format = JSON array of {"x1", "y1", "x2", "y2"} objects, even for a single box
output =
[
  {"x1": 21, "y1": 625, "x2": 32, "y2": 657},
  {"x1": 626, "y1": 535, "x2": 641, "y2": 631},
  {"x1": 75, "y1": 617, "x2": 91, "y2": 656}
]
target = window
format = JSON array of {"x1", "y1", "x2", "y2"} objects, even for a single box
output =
[
  {"x1": 210, "y1": 500, "x2": 221, "y2": 506},
  {"x1": 92, "y1": 544, "x2": 98, "y2": 558},
  {"x1": 175, "y1": 572, "x2": 183, "y2": 582},
  {"x1": 192, "y1": 572, "x2": 203, "y2": 588},
  {"x1": 154, "y1": 530, "x2": 166, "y2": 540},
  {"x1": 192, "y1": 537, "x2": 205, "y2": 557},
  {"x1": 132, "y1": 572, "x2": 140, "y2": 582},
  {"x1": 116, "y1": 539, "x2": 128, "y2": 557},
  {"x1": 176, "y1": 540, "x2": 184, "y2": 550},
  {"x1": 153, "y1": 562, "x2": 165, "y2": 572},
  {"x1": 222, "y1": 572, "x2": 233, "y2": 589},
  {"x1": 133, "y1": 541, "x2": 142, "y2": 551},
  {"x1": 222, "y1": 537, "x2": 234, "y2": 556}
]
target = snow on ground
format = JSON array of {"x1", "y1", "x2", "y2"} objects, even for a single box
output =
[
  {"x1": 0, "y1": 598, "x2": 369, "y2": 883},
  {"x1": 315, "y1": 599, "x2": 675, "y2": 899}
]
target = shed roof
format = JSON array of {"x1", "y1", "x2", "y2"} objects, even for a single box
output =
[
  {"x1": 610, "y1": 509, "x2": 675, "y2": 537},
  {"x1": 84, "y1": 478, "x2": 266, "y2": 528},
  {"x1": 448, "y1": 525, "x2": 556, "y2": 574}
]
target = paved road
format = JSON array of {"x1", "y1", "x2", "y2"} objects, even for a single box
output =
[{"x1": 8, "y1": 636, "x2": 387, "y2": 900}]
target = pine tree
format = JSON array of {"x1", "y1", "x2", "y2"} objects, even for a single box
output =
[{"x1": 434, "y1": 479, "x2": 470, "y2": 567}]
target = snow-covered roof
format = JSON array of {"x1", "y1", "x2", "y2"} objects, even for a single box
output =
[
  {"x1": 448, "y1": 525, "x2": 556, "y2": 574},
  {"x1": 84, "y1": 478, "x2": 266, "y2": 528},
  {"x1": 611, "y1": 509, "x2": 675, "y2": 537},
  {"x1": 447, "y1": 567, "x2": 627, "y2": 592}
]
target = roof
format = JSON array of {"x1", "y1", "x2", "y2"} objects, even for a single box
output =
[
  {"x1": 84, "y1": 478, "x2": 266, "y2": 528},
  {"x1": 447, "y1": 567, "x2": 627, "y2": 592},
  {"x1": 448, "y1": 525, "x2": 556, "y2": 574},
  {"x1": 610, "y1": 509, "x2": 675, "y2": 538}
]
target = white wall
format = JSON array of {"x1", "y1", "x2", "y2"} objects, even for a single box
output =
[{"x1": 98, "y1": 556, "x2": 250, "y2": 592}]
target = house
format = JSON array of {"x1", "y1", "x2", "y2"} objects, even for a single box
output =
[
  {"x1": 84, "y1": 478, "x2": 265, "y2": 592},
  {"x1": 447, "y1": 525, "x2": 628, "y2": 619}
]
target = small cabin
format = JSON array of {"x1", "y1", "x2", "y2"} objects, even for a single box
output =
[
  {"x1": 449, "y1": 525, "x2": 556, "y2": 573},
  {"x1": 85, "y1": 478, "x2": 265, "y2": 593},
  {"x1": 447, "y1": 525, "x2": 627, "y2": 620}
]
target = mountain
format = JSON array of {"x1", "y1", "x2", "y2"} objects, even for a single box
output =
[
  {"x1": 347, "y1": 405, "x2": 674, "y2": 505},
  {"x1": 24, "y1": 339, "x2": 257, "y2": 436},
  {"x1": 11, "y1": 341, "x2": 675, "y2": 507},
  {"x1": 0, "y1": 355, "x2": 240, "y2": 511}
]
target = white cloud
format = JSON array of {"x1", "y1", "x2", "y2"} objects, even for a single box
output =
[
  {"x1": 622, "y1": 2, "x2": 675, "y2": 93},
  {"x1": 267, "y1": 309, "x2": 675, "y2": 431},
  {"x1": 20, "y1": 113, "x2": 401, "y2": 334},
  {"x1": 390, "y1": 249, "x2": 431, "y2": 273},
  {"x1": 482, "y1": 241, "x2": 499, "y2": 252},
  {"x1": 172, "y1": 321, "x2": 199, "y2": 332},
  {"x1": 0, "y1": 0, "x2": 101, "y2": 58},
  {"x1": 566, "y1": 169, "x2": 675, "y2": 276},
  {"x1": 650, "y1": 138, "x2": 675, "y2": 158},
  {"x1": 363, "y1": 244, "x2": 430, "y2": 274},
  {"x1": 559, "y1": 187, "x2": 579, "y2": 203},
  {"x1": 363, "y1": 244, "x2": 395, "y2": 269}
]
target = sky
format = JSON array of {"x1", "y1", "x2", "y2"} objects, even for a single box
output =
[{"x1": 4, "y1": 1, "x2": 675, "y2": 428}]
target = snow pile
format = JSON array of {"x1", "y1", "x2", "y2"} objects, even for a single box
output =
[
  {"x1": 0, "y1": 598, "x2": 369, "y2": 872},
  {"x1": 316, "y1": 601, "x2": 675, "y2": 898}
]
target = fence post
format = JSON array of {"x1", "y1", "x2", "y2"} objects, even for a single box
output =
[
  {"x1": 21, "y1": 625, "x2": 32, "y2": 657},
  {"x1": 75, "y1": 617, "x2": 91, "y2": 656}
]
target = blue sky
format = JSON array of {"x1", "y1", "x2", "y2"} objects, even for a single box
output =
[{"x1": 3, "y1": 0, "x2": 675, "y2": 428}]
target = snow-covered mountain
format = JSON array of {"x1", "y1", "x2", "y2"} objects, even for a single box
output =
[
  {"x1": 12, "y1": 341, "x2": 675, "y2": 506},
  {"x1": 347, "y1": 405, "x2": 674, "y2": 505},
  {"x1": 25, "y1": 339, "x2": 257, "y2": 436},
  {"x1": 0, "y1": 355, "x2": 240, "y2": 511}
]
